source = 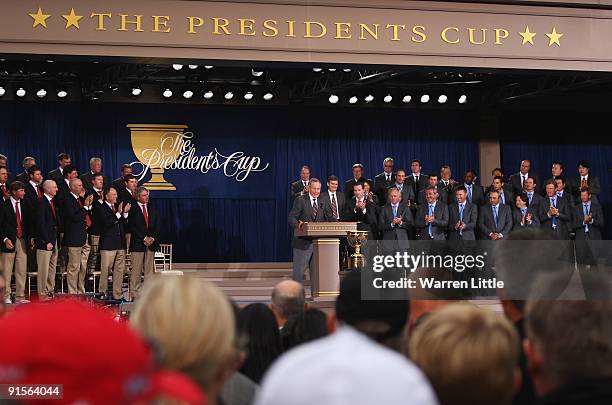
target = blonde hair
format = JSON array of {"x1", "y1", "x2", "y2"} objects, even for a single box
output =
[
  {"x1": 409, "y1": 303, "x2": 518, "y2": 405},
  {"x1": 131, "y1": 276, "x2": 236, "y2": 391}
]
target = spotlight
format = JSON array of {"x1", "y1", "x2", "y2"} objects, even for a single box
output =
[
  {"x1": 312, "y1": 67, "x2": 322, "y2": 73},
  {"x1": 224, "y1": 91, "x2": 234, "y2": 100},
  {"x1": 110, "y1": 85, "x2": 119, "y2": 91},
  {"x1": 204, "y1": 65, "x2": 214, "y2": 69},
  {"x1": 57, "y1": 90, "x2": 68, "y2": 98},
  {"x1": 244, "y1": 92, "x2": 254, "y2": 100},
  {"x1": 383, "y1": 94, "x2": 393, "y2": 103},
  {"x1": 203, "y1": 90, "x2": 214, "y2": 99},
  {"x1": 263, "y1": 92, "x2": 274, "y2": 101},
  {"x1": 188, "y1": 65, "x2": 198, "y2": 70},
  {"x1": 183, "y1": 90, "x2": 194, "y2": 99},
  {"x1": 458, "y1": 94, "x2": 467, "y2": 104},
  {"x1": 328, "y1": 68, "x2": 337, "y2": 72},
  {"x1": 36, "y1": 89, "x2": 47, "y2": 98},
  {"x1": 329, "y1": 94, "x2": 339, "y2": 104},
  {"x1": 16, "y1": 88, "x2": 26, "y2": 97},
  {"x1": 172, "y1": 64, "x2": 183, "y2": 71},
  {"x1": 438, "y1": 94, "x2": 448, "y2": 104},
  {"x1": 349, "y1": 96, "x2": 358, "y2": 104},
  {"x1": 402, "y1": 95, "x2": 412, "y2": 103},
  {"x1": 0, "y1": 87, "x2": 5, "y2": 97},
  {"x1": 163, "y1": 88, "x2": 173, "y2": 98},
  {"x1": 131, "y1": 87, "x2": 142, "y2": 96},
  {"x1": 420, "y1": 94, "x2": 430, "y2": 103},
  {"x1": 251, "y1": 69, "x2": 264, "y2": 77},
  {"x1": 364, "y1": 94, "x2": 374, "y2": 103},
  {"x1": 343, "y1": 68, "x2": 352, "y2": 73}
]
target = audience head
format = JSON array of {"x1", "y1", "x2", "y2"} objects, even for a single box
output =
[
  {"x1": 299, "y1": 165, "x2": 310, "y2": 181},
  {"x1": 0, "y1": 154, "x2": 7, "y2": 168},
  {"x1": 27, "y1": 165, "x2": 43, "y2": 184},
  {"x1": 551, "y1": 161, "x2": 563, "y2": 177},
  {"x1": 270, "y1": 280, "x2": 305, "y2": 328},
  {"x1": 307, "y1": 178, "x2": 321, "y2": 198},
  {"x1": 131, "y1": 276, "x2": 237, "y2": 397},
  {"x1": 464, "y1": 169, "x2": 477, "y2": 185},
  {"x1": 91, "y1": 172, "x2": 104, "y2": 190},
  {"x1": 520, "y1": 159, "x2": 532, "y2": 175},
  {"x1": 136, "y1": 186, "x2": 149, "y2": 204},
  {"x1": 455, "y1": 185, "x2": 467, "y2": 203},
  {"x1": 489, "y1": 189, "x2": 500, "y2": 205},
  {"x1": 281, "y1": 308, "x2": 329, "y2": 351},
  {"x1": 411, "y1": 159, "x2": 422, "y2": 174},
  {"x1": 425, "y1": 186, "x2": 438, "y2": 204},
  {"x1": 577, "y1": 160, "x2": 590, "y2": 176},
  {"x1": 383, "y1": 157, "x2": 394, "y2": 174},
  {"x1": 120, "y1": 163, "x2": 133, "y2": 177},
  {"x1": 42, "y1": 180, "x2": 58, "y2": 197},
  {"x1": 395, "y1": 169, "x2": 406, "y2": 184},
  {"x1": 69, "y1": 178, "x2": 83, "y2": 195},
  {"x1": 326, "y1": 175, "x2": 339, "y2": 192},
  {"x1": 63, "y1": 164, "x2": 78, "y2": 180},
  {"x1": 516, "y1": 193, "x2": 528, "y2": 209},
  {"x1": 89, "y1": 157, "x2": 102, "y2": 173},
  {"x1": 22, "y1": 156, "x2": 36, "y2": 170},
  {"x1": 352, "y1": 163, "x2": 364, "y2": 180},
  {"x1": 57, "y1": 152, "x2": 71, "y2": 168},
  {"x1": 0, "y1": 167, "x2": 7, "y2": 183},
  {"x1": 9, "y1": 181, "x2": 25, "y2": 200}
]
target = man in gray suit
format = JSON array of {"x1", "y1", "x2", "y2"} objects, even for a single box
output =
[
  {"x1": 290, "y1": 165, "x2": 311, "y2": 201},
  {"x1": 540, "y1": 180, "x2": 572, "y2": 239},
  {"x1": 319, "y1": 175, "x2": 345, "y2": 221},
  {"x1": 288, "y1": 178, "x2": 335, "y2": 282},
  {"x1": 479, "y1": 190, "x2": 513, "y2": 240},
  {"x1": 512, "y1": 194, "x2": 540, "y2": 232},
  {"x1": 574, "y1": 188, "x2": 604, "y2": 240},
  {"x1": 379, "y1": 188, "x2": 413, "y2": 241},
  {"x1": 448, "y1": 186, "x2": 478, "y2": 240},
  {"x1": 415, "y1": 186, "x2": 449, "y2": 240}
]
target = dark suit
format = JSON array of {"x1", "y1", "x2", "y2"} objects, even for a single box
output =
[
  {"x1": 112, "y1": 177, "x2": 126, "y2": 192},
  {"x1": 0, "y1": 198, "x2": 30, "y2": 300},
  {"x1": 379, "y1": 203, "x2": 413, "y2": 241},
  {"x1": 512, "y1": 207, "x2": 540, "y2": 231},
  {"x1": 319, "y1": 191, "x2": 345, "y2": 221},
  {"x1": 415, "y1": 201, "x2": 449, "y2": 240},
  {"x1": 35, "y1": 196, "x2": 60, "y2": 296},
  {"x1": 97, "y1": 203, "x2": 127, "y2": 299},
  {"x1": 508, "y1": 173, "x2": 540, "y2": 197},
  {"x1": 129, "y1": 202, "x2": 161, "y2": 299},
  {"x1": 55, "y1": 178, "x2": 71, "y2": 206},
  {"x1": 418, "y1": 187, "x2": 448, "y2": 206},
  {"x1": 23, "y1": 181, "x2": 43, "y2": 220},
  {"x1": 97, "y1": 203, "x2": 125, "y2": 251},
  {"x1": 486, "y1": 188, "x2": 514, "y2": 208},
  {"x1": 373, "y1": 172, "x2": 395, "y2": 206},
  {"x1": 61, "y1": 195, "x2": 88, "y2": 248},
  {"x1": 288, "y1": 194, "x2": 335, "y2": 281},
  {"x1": 0, "y1": 198, "x2": 31, "y2": 251},
  {"x1": 47, "y1": 167, "x2": 64, "y2": 185},
  {"x1": 80, "y1": 171, "x2": 110, "y2": 192},
  {"x1": 343, "y1": 197, "x2": 377, "y2": 235},
  {"x1": 290, "y1": 179, "x2": 309, "y2": 201},
  {"x1": 463, "y1": 183, "x2": 485, "y2": 206},
  {"x1": 525, "y1": 191, "x2": 544, "y2": 213},
  {"x1": 406, "y1": 174, "x2": 428, "y2": 197},
  {"x1": 539, "y1": 196, "x2": 572, "y2": 239},
  {"x1": 448, "y1": 202, "x2": 478, "y2": 240},
  {"x1": 570, "y1": 175, "x2": 601, "y2": 203},
  {"x1": 14, "y1": 171, "x2": 29, "y2": 184},
  {"x1": 479, "y1": 204, "x2": 513, "y2": 239},
  {"x1": 387, "y1": 183, "x2": 415, "y2": 206},
  {"x1": 344, "y1": 177, "x2": 371, "y2": 201},
  {"x1": 574, "y1": 201, "x2": 604, "y2": 240}
]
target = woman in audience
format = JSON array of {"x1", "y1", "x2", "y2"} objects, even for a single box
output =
[
  {"x1": 131, "y1": 276, "x2": 239, "y2": 405},
  {"x1": 238, "y1": 303, "x2": 283, "y2": 383},
  {"x1": 281, "y1": 308, "x2": 329, "y2": 350}
]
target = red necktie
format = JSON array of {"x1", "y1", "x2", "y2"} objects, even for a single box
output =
[
  {"x1": 0, "y1": 184, "x2": 6, "y2": 199},
  {"x1": 50, "y1": 199, "x2": 57, "y2": 221},
  {"x1": 111, "y1": 204, "x2": 116, "y2": 214},
  {"x1": 15, "y1": 201, "x2": 23, "y2": 239},
  {"x1": 78, "y1": 197, "x2": 92, "y2": 228},
  {"x1": 142, "y1": 204, "x2": 149, "y2": 229},
  {"x1": 36, "y1": 184, "x2": 42, "y2": 199}
]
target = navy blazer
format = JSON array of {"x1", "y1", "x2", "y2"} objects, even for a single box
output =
[
  {"x1": 128, "y1": 202, "x2": 160, "y2": 252},
  {"x1": 35, "y1": 197, "x2": 60, "y2": 250},
  {"x1": 97, "y1": 203, "x2": 125, "y2": 251},
  {"x1": 61, "y1": 194, "x2": 89, "y2": 247},
  {"x1": 0, "y1": 198, "x2": 31, "y2": 252}
]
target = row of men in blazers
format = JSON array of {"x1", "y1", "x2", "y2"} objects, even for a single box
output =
[{"x1": 0, "y1": 164, "x2": 160, "y2": 303}]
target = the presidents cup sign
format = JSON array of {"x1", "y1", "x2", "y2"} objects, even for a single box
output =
[{"x1": 127, "y1": 123, "x2": 270, "y2": 191}]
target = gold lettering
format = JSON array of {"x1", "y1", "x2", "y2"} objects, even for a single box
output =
[
  {"x1": 359, "y1": 23, "x2": 379, "y2": 40},
  {"x1": 386, "y1": 24, "x2": 406, "y2": 41},
  {"x1": 412, "y1": 25, "x2": 426, "y2": 43},
  {"x1": 468, "y1": 28, "x2": 487, "y2": 45},
  {"x1": 263, "y1": 19, "x2": 278, "y2": 37},
  {"x1": 212, "y1": 17, "x2": 231, "y2": 35},
  {"x1": 335, "y1": 22, "x2": 351, "y2": 39},
  {"x1": 91, "y1": 13, "x2": 111, "y2": 31},
  {"x1": 119, "y1": 14, "x2": 144, "y2": 32},
  {"x1": 494, "y1": 28, "x2": 509, "y2": 45},
  {"x1": 286, "y1": 20, "x2": 296, "y2": 37},
  {"x1": 187, "y1": 16, "x2": 204, "y2": 34},
  {"x1": 152, "y1": 15, "x2": 170, "y2": 33},
  {"x1": 441, "y1": 27, "x2": 459, "y2": 44},
  {"x1": 304, "y1": 21, "x2": 326, "y2": 38},
  {"x1": 238, "y1": 18, "x2": 256, "y2": 36}
]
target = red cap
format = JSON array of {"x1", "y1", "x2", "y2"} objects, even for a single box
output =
[{"x1": 0, "y1": 299, "x2": 205, "y2": 405}]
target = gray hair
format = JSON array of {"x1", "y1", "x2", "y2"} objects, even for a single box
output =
[
  {"x1": 22, "y1": 156, "x2": 35, "y2": 166},
  {"x1": 383, "y1": 157, "x2": 394, "y2": 164},
  {"x1": 0, "y1": 154, "x2": 7, "y2": 161},
  {"x1": 42, "y1": 179, "x2": 57, "y2": 193},
  {"x1": 271, "y1": 280, "x2": 305, "y2": 319},
  {"x1": 136, "y1": 186, "x2": 149, "y2": 196},
  {"x1": 89, "y1": 157, "x2": 102, "y2": 167},
  {"x1": 308, "y1": 178, "x2": 321, "y2": 187}
]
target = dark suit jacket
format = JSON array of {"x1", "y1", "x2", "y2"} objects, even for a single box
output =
[
  {"x1": 80, "y1": 171, "x2": 110, "y2": 192},
  {"x1": 574, "y1": 201, "x2": 604, "y2": 240},
  {"x1": 97, "y1": 203, "x2": 125, "y2": 251},
  {"x1": 479, "y1": 204, "x2": 513, "y2": 239},
  {"x1": 55, "y1": 178, "x2": 71, "y2": 206},
  {"x1": 47, "y1": 168, "x2": 64, "y2": 185},
  {"x1": 129, "y1": 203, "x2": 160, "y2": 252},
  {"x1": 448, "y1": 202, "x2": 478, "y2": 240},
  {"x1": 288, "y1": 194, "x2": 335, "y2": 249},
  {"x1": 379, "y1": 203, "x2": 413, "y2": 241},
  {"x1": 525, "y1": 191, "x2": 544, "y2": 213},
  {"x1": 344, "y1": 177, "x2": 371, "y2": 201},
  {"x1": 485, "y1": 189, "x2": 514, "y2": 208},
  {"x1": 406, "y1": 174, "x2": 429, "y2": 197},
  {"x1": 511, "y1": 207, "x2": 540, "y2": 232},
  {"x1": 319, "y1": 191, "x2": 345, "y2": 221},
  {"x1": 35, "y1": 197, "x2": 60, "y2": 250},
  {"x1": 570, "y1": 175, "x2": 601, "y2": 202},
  {"x1": 0, "y1": 199, "x2": 31, "y2": 252},
  {"x1": 61, "y1": 194, "x2": 89, "y2": 247},
  {"x1": 112, "y1": 177, "x2": 126, "y2": 192},
  {"x1": 342, "y1": 197, "x2": 377, "y2": 235},
  {"x1": 463, "y1": 183, "x2": 485, "y2": 206},
  {"x1": 23, "y1": 182, "x2": 43, "y2": 219},
  {"x1": 418, "y1": 187, "x2": 448, "y2": 206},
  {"x1": 415, "y1": 201, "x2": 449, "y2": 240},
  {"x1": 386, "y1": 184, "x2": 415, "y2": 206},
  {"x1": 509, "y1": 173, "x2": 540, "y2": 196},
  {"x1": 373, "y1": 172, "x2": 395, "y2": 206},
  {"x1": 291, "y1": 179, "x2": 309, "y2": 201},
  {"x1": 14, "y1": 171, "x2": 29, "y2": 184},
  {"x1": 87, "y1": 195, "x2": 105, "y2": 237},
  {"x1": 539, "y1": 196, "x2": 572, "y2": 239}
]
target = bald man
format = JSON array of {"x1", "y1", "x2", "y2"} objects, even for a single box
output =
[{"x1": 270, "y1": 280, "x2": 306, "y2": 329}]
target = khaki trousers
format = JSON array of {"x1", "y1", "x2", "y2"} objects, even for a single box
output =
[
  {"x1": 125, "y1": 233, "x2": 131, "y2": 252},
  {"x1": 36, "y1": 245, "x2": 58, "y2": 297},
  {"x1": 100, "y1": 249, "x2": 126, "y2": 300},
  {"x1": 66, "y1": 241, "x2": 91, "y2": 294},
  {"x1": 130, "y1": 250, "x2": 155, "y2": 300},
  {"x1": 1, "y1": 238, "x2": 27, "y2": 300},
  {"x1": 88, "y1": 235, "x2": 101, "y2": 273}
]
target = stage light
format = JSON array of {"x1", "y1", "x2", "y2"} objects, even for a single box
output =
[
  {"x1": 203, "y1": 90, "x2": 214, "y2": 99},
  {"x1": 402, "y1": 95, "x2": 412, "y2": 103},
  {"x1": 438, "y1": 94, "x2": 448, "y2": 104},
  {"x1": 36, "y1": 89, "x2": 47, "y2": 98},
  {"x1": 183, "y1": 90, "x2": 194, "y2": 99},
  {"x1": 163, "y1": 88, "x2": 173, "y2": 98},
  {"x1": 383, "y1": 94, "x2": 393, "y2": 103},
  {"x1": 132, "y1": 87, "x2": 142, "y2": 96},
  {"x1": 244, "y1": 92, "x2": 254, "y2": 100},
  {"x1": 252, "y1": 69, "x2": 264, "y2": 77},
  {"x1": 188, "y1": 64, "x2": 198, "y2": 70},
  {"x1": 204, "y1": 65, "x2": 214, "y2": 69},
  {"x1": 110, "y1": 85, "x2": 119, "y2": 91},
  {"x1": 329, "y1": 94, "x2": 339, "y2": 104},
  {"x1": 343, "y1": 68, "x2": 352, "y2": 73},
  {"x1": 312, "y1": 67, "x2": 322, "y2": 73},
  {"x1": 16, "y1": 88, "x2": 26, "y2": 97},
  {"x1": 420, "y1": 94, "x2": 430, "y2": 103},
  {"x1": 0, "y1": 87, "x2": 5, "y2": 97},
  {"x1": 57, "y1": 90, "x2": 68, "y2": 98},
  {"x1": 364, "y1": 94, "x2": 374, "y2": 103},
  {"x1": 458, "y1": 94, "x2": 467, "y2": 104},
  {"x1": 263, "y1": 92, "x2": 274, "y2": 101},
  {"x1": 328, "y1": 68, "x2": 337, "y2": 72},
  {"x1": 349, "y1": 96, "x2": 358, "y2": 104},
  {"x1": 172, "y1": 64, "x2": 183, "y2": 71},
  {"x1": 224, "y1": 91, "x2": 234, "y2": 100}
]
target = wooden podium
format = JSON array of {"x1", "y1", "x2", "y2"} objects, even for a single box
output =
[{"x1": 295, "y1": 222, "x2": 358, "y2": 299}]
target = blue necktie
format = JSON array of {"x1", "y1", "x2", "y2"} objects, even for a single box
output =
[
  {"x1": 466, "y1": 185, "x2": 472, "y2": 203},
  {"x1": 493, "y1": 205, "x2": 498, "y2": 229},
  {"x1": 392, "y1": 204, "x2": 398, "y2": 217},
  {"x1": 584, "y1": 203, "x2": 590, "y2": 233},
  {"x1": 397, "y1": 184, "x2": 402, "y2": 193},
  {"x1": 527, "y1": 192, "x2": 533, "y2": 205},
  {"x1": 428, "y1": 204, "x2": 434, "y2": 238},
  {"x1": 459, "y1": 204, "x2": 464, "y2": 236},
  {"x1": 550, "y1": 198, "x2": 557, "y2": 228},
  {"x1": 521, "y1": 207, "x2": 527, "y2": 217},
  {"x1": 500, "y1": 193, "x2": 505, "y2": 205}
]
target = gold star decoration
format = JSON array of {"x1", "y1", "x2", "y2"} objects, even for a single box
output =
[
  {"x1": 546, "y1": 27, "x2": 563, "y2": 47},
  {"x1": 28, "y1": 7, "x2": 51, "y2": 28},
  {"x1": 519, "y1": 26, "x2": 536, "y2": 45},
  {"x1": 62, "y1": 8, "x2": 83, "y2": 29}
]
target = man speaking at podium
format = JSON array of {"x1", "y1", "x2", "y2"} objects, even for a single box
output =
[{"x1": 288, "y1": 178, "x2": 334, "y2": 283}]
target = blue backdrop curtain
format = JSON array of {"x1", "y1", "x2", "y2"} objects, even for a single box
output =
[
  {"x1": 500, "y1": 111, "x2": 612, "y2": 238},
  {"x1": 0, "y1": 102, "x2": 479, "y2": 262}
]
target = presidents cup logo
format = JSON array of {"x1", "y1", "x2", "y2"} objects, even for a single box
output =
[{"x1": 127, "y1": 123, "x2": 270, "y2": 191}]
